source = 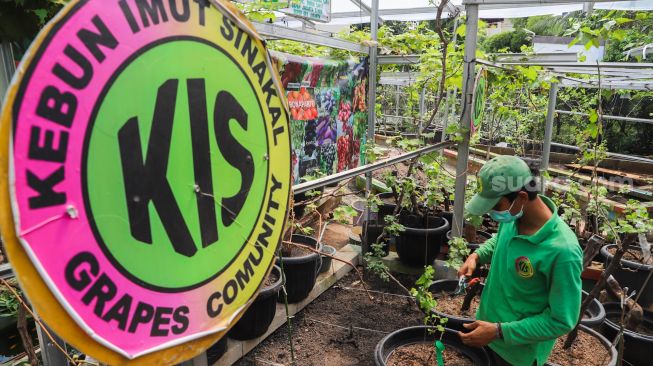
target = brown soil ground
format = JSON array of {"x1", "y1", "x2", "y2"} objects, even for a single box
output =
[
  {"x1": 548, "y1": 330, "x2": 611, "y2": 366},
  {"x1": 386, "y1": 343, "x2": 474, "y2": 366},
  {"x1": 434, "y1": 292, "x2": 479, "y2": 318},
  {"x1": 234, "y1": 271, "x2": 422, "y2": 366},
  {"x1": 264, "y1": 271, "x2": 280, "y2": 288}
]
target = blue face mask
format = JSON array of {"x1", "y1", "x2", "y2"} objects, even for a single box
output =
[{"x1": 489, "y1": 199, "x2": 524, "y2": 223}]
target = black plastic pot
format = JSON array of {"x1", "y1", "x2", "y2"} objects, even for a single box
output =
[
  {"x1": 545, "y1": 325, "x2": 617, "y2": 366},
  {"x1": 429, "y1": 280, "x2": 605, "y2": 332},
  {"x1": 228, "y1": 265, "x2": 283, "y2": 340},
  {"x1": 600, "y1": 302, "x2": 653, "y2": 366},
  {"x1": 445, "y1": 229, "x2": 492, "y2": 252},
  {"x1": 581, "y1": 290, "x2": 606, "y2": 329},
  {"x1": 374, "y1": 326, "x2": 491, "y2": 366},
  {"x1": 601, "y1": 244, "x2": 653, "y2": 308},
  {"x1": 277, "y1": 235, "x2": 322, "y2": 303},
  {"x1": 395, "y1": 214, "x2": 449, "y2": 267},
  {"x1": 206, "y1": 337, "x2": 228, "y2": 364},
  {"x1": 292, "y1": 186, "x2": 324, "y2": 219},
  {"x1": 319, "y1": 245, "x2": 336, "y2": 274},
  {"x1": 429, "y1": 279, "x2": 477, "y2": 331}
]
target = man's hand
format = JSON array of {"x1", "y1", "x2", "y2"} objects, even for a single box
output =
[
  {"x1": 458, "y1": 252, "x2": 479, "y2": 277},
  {"x1": 459, "y1": 321, "x2": 498, "y2": 347}
]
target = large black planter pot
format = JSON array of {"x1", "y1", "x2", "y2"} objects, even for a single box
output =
[
  {"x1": 395, "y1": 214, "x2": 449, "y2": 267},
  {"x1": 429, "y1": 279, "x2": 476, "y2": 331},
  {"x1": 277, "y1": 235, "x2": 322, "y2": 303},
  {"x1": 229, "y1": 265, "x2": 283, "y2": 340},
  {"x1": 582, "y1": 290, "x2": 606, "y2": 329},
  {"x1": 362, "y1": 222, "x2": 390, "y2": 257},
  {"x1": 374, "y1": 326, "x2": 491, "y2": 366},
  {"x1": 545, "y1": 325, "x2": 617, "y2": 366},
  {"x1": 445, "y1": 229, "x2": 492, "y2": 252},
  {"x1": 206, "y1": 337, "x2": 228, "y2": 364},
  {"x1": 429, "y1": 280, "x2": 605, "y2": 331},
  {"x1": 601, "y1": 244, "x2": 653, "y2": 308},
  {"x1": 292, "y1": 186, "x2": 324, "y2": 219},
  {"x1": 600, "y1": 302, "x2": 653, "y2": 366}
]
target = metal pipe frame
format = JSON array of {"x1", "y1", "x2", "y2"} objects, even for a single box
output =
[
  {"x1": 463, "y1": 0, "x2": 630, "y2": 4},
  {"x1": 452, "y1": 4, "x2": 480, "y2": 238},
  {"x1": 541, "y1": 82, "x2": 558, "y2": 172},
  {"x1": 253, "y1": 22, "x2": 369, "y2": 54},
  {"x1": 293, "y1": 141, "x2": 454, "y2": 194},
  {"x1": 515, "y1": 105, "x2": 653, "y2": 125}
]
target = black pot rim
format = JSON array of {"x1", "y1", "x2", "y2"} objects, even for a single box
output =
[
  {"x1": 279, "y1": 234, "x2": 323, "y2": 264},
  {"x1": 259, "y1": 265, "x2": 283, "y2": 297},
  {"x1": 320, "y1": 245, "x2": 337, "y2": 255},
  {"x1": 546, "y1": 324, "x2": 617, "y2": 366},
  {"x1": 401, "y1": 217, "x2": 450, "y2": 235},
  {"x1": 428, "y1": 279, "x2": 477, "y2": 323},
  {"x1": 601, "y1": 244, "x2": 653, "y2": 271},
  {"x1": 581, "y1": 290, "x2": 605, "y2": 327},
  {"x1": 601, "y1": 302, "x2": 653, "y2": 340},
  {"x1": 445, "y1": 229, "x2": 492, "y2": 241},
  {"x1": 374, "y1": 325, "x2": 490, "y2": 366}
]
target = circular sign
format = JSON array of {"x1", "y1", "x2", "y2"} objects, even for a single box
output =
[
  {"x1": 0, "y1": 0, "x2": 290, "y2": 363},
  {"x1": 471, "y1": 67, "x2": 488, "y2": 136}
]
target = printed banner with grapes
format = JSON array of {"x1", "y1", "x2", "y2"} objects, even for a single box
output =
[{"x1": 271, "y1": 51, "x2": 369, "y2": 184}]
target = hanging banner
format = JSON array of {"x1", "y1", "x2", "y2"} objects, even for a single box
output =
[
  {"x1": 272, "y1": 51, "x2": 369, "y2": 183},
  {"x1": 281, "y1": 0, "x2": 331, "y2": 23},
  {"x1": 471, "y1": 67, "x2": 488, "y2": 136},
  {"x1": 0, "y1": 0, "x2": 290, "y2": 364}
]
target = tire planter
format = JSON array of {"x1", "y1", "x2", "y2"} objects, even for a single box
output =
[
  {"x1": 395, "y1": 214, "x2": 449, "y2": 267},
  {"x1": 277, "y1": 235, "x2": 322, "y2": 303},
  {"x1": 600, "y1": 302, "x2": 653, "y2": 366},
  {"x1": 228, "y1": 265, "x2": 283, "y2": 340},
  {"x1": 374, "y1": 326, "x2": 491, "y2": 366},
  {"x1": 429, "y1": 280, "x2": 604, "y2": 331},
  {"x1": 545, "y1": 325, "x2": 617, "y2": 366},
  {"x1": 601, "y1": 244, "x2": 653, "y2": 308},
  {"x1": 319, "y1": 245, "x2": 337, "y2": 274},
  {"x1": 581, "y1": 290, "x2": 606, "y2": 329}
]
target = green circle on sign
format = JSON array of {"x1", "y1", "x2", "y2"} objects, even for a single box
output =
[{"x1": 85, "y1": 39, "x2": 269, "y2": 290}]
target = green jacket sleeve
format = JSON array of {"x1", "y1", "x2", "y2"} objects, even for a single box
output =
[
  {"x1": 501, "y1": 258, "x2": 583, "y2": 345},
  {"x1": 474, "y1": 234, "x2": 498, "y2": 265}
]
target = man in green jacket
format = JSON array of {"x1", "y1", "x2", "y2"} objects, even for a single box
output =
[{"x1": 457, "y1": 155, "x2": 583, "y2": 366}]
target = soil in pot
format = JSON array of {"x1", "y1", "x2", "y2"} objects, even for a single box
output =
[
  {"x1": 387, "y1": 343, "x2": 475, "y2": 366},
  {"x1": 606, "y1": 314, "x2": 653, "y2": 336},
  {"x1": 435, "y1": 292, "x2": 480, "y2": 318},
  {"x1": 600, "y1": 302, "x2": 653, "y2": 366},
  {"x1": 547, "y1": 329, "x2": 612, "y2": 366},
  {"x1": 602, "y1": 244, "x2": 653, "y2": 308}
]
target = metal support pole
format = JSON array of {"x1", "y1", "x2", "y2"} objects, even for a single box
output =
[
  {"x1": 419, "y1": 85, "x2": 426, "y2": 132},
  {"x1": 1, "y1": 41, "x2": 16, "y2": 104},
  {"x1": 452, "y1": 4, "x2": 479, "y2": 238},
  {"x1": 36, "y1": 319, "x2": 69, "y2": 366},
  {"x1": 395, "y1": 85, "x2": 400, "y2": 116},
  {"x1": 364, "y1": 0, "x2": 380, "y2": 256},
  {"x1": 541, "y1": 82, "x2": 558, "y2": 173}
]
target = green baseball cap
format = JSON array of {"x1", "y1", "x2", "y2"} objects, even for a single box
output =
[{"x1": 465, "y1": 155, "x2": 533, "y2": 216}]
